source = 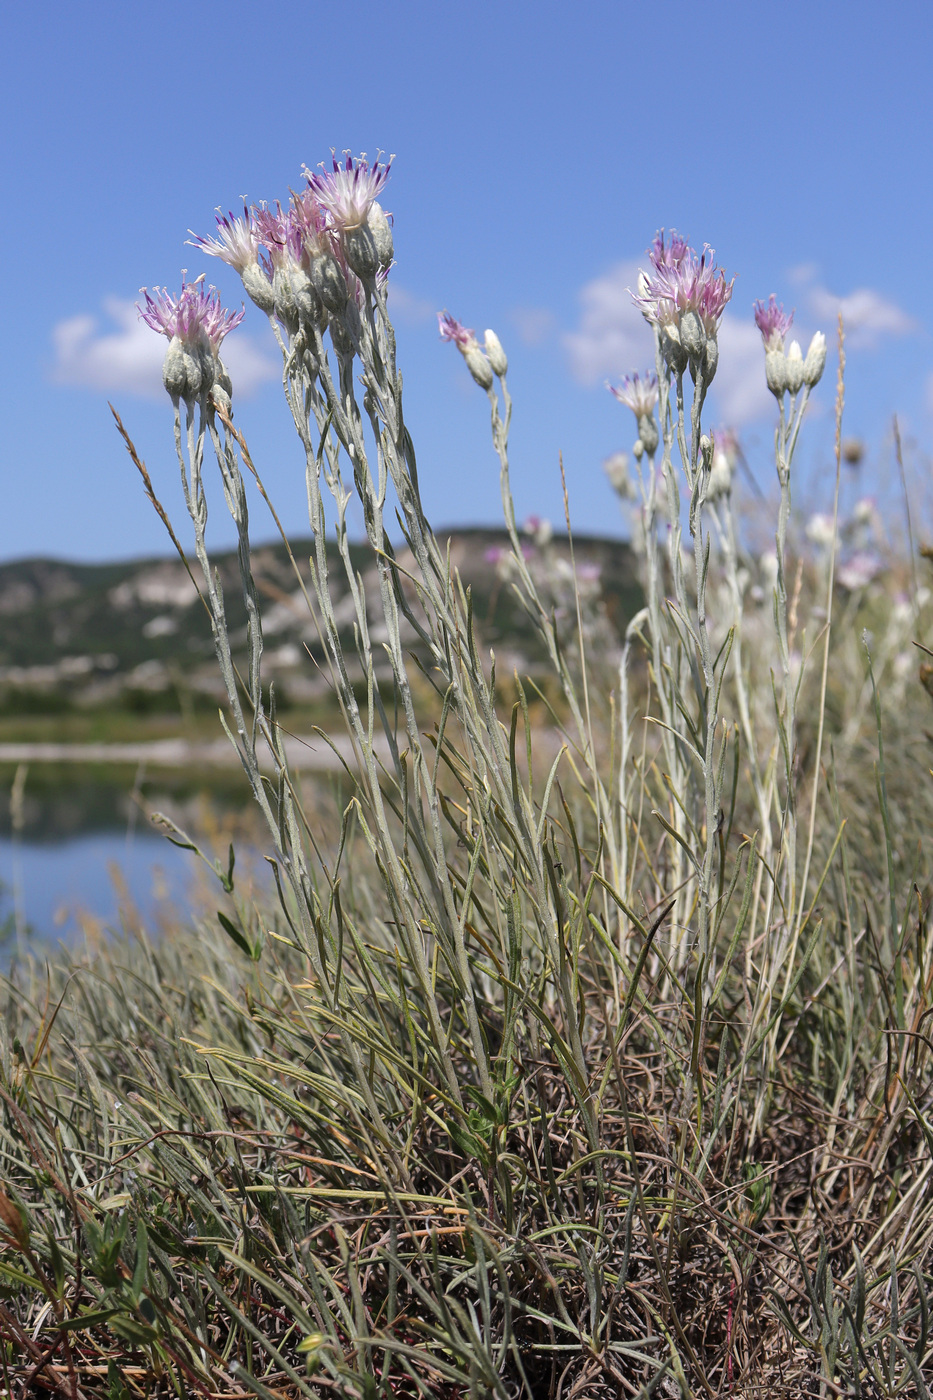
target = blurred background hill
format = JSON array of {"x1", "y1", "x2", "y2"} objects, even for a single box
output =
[{"x1": 0, "y1": 530, "x2": 639, "y2": 720}]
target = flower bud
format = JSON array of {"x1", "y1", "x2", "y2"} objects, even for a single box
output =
[
  {"x1": 290, "y1": 267, "x2": 323, "y2": 329},
  {"x1": 707, "y1": 447, "x2": 732, "y2": 501},
  {"x1": 661, "y1": 328, "x2": 688, "y2": 377},
  {"x1": 366, "y1": 202, "x2": 394, "y2": 268},
  {"x1": 162, "y1": 335, "x2": 213, "y2": 404},
  {"x1": 703, "y1": 336, "x2": 719, "y2": 384},
  {"x1": 483, "y1": 329, "x2": 508, "y2": 377},
  {"x1": 637, "y1": 413, "x2": 659, "y2": 458},
  {"x1": 765, "y1": 350, "x2": 787, "y2": 397},
  {"x1": 272, "y1": 265, "x2": 299, "y2": 332},
  {"x1": 679, "y1": 309, "x2": 706, "y2": 362},
  {"x1": 212, "y1": 359, "x2": 233, "y2": 418},
  {"x1": 464, "y1": 344, "x2": 493, "y2": 390},
  {"x1": 329, "y1": 313, "x2": 354, "y2": 360},
  {"x1": 803, "y1": 331, "x2": 827, "y2": 388},
  {"x1": 632, "y1": 438, "x2": 644, "y2": 462},
  {"x1": 241, "y1": 263, "x2": 275, "y2": 314},
  {"x1": 343, "y1": 297, "x2": 363, "y2": 343},
  {"x1": 785, "y1": 340, "x2": 804, "y2": 395},
  {"x1": 288, "y1": 325, "x2": 310, "y2": 360},
  {"x1": 342, "y1": 224, "x2": 379, "y2": 280},
  {"x1": 301, "y1": 344, "x2": 320, "y2": 382},
  {"x1": 342, "y1": 202, "x2": 394, "y2": 281},
  {"x1": 308, "y1": 250, "x2": 347, "y2": 315},
  {"x1": 604, "y1": 452, "x2": 634, "y2": 499}
]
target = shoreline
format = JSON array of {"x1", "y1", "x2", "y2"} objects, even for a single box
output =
[{"x1": 0, "y1": 733, "x2": 386, "y2": 771}]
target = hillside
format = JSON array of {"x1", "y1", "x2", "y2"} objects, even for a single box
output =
[{"x1": 0, "y1": 529, "x2": 640, "y2": 715}]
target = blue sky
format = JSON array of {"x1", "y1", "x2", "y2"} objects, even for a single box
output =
[{"x1": 3, "y1": 0, "x2": 932, "y2": 562}]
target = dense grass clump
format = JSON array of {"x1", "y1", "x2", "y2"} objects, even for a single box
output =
[{"x1": 2, "y1": 171, "x2": 932, "y2": 1398}]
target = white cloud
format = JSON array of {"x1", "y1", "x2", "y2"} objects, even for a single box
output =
[
  {"x1": 788, "y1": 268, "x2": 916, "y2": 350},
  {"x1": 806, "y1": 286, "x2": 916, "y2": 348},
  {"x1": 563, "y1": 260, "x2": 654, "y2": 384},
  {"x1": 787, "y1": 262, "x2": 820, "y2": 289},
  {"x1": 51, "y1": 296, "x2": 278, "y2": 399}
]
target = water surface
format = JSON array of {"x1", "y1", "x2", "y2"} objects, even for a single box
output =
[
  {"x1": 0, "y1": 765, "x2": 257, "y2": 962},
  {"x1": 0, "y1": 829, "x2": 197, "y2": 950}
]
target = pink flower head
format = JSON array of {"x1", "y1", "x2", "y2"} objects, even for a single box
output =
[
  {"x1": 608, "y1": 371, "x2": 659, "y2": 417},
  {"x1": 634, "y1": 235, "x2": 735, "y2": 340},
  {"x1": 291, "y1": 187, "x2": 332, "y2": 254},
  {"x1": 711, "y1": 427, "x2": 739, "y2": 459},
  {"x1": 837, "y1": 551, "x2": 884, "y2": 592},
  {"x1": 250, "y1": 204, "x2": 305, "y2": 268},
  {"x1": 649, "y1": 230, "x2": 691, "y2": 272},
  {"x1": 137, "y1": 276, "x2": 244, "y2": 350},
  {"x1": 754, "y1": 294, "x2": 794, "y2": 352},
  {"x1": 438, "y1": 310, "x2": 493, "y2": 387},
  {"x1": 188, "y1": 208, "x2": 259, "y2": 272},
  {"x1": 522, "y1": 514, "x2": 553, "y2": 546},
  {"x1": 304, "y1": 151, "x2": 392, "y2": 232},
  {"x1": 438, "y1": 311, "x2": 477, "y2": 350},
  {"x1": 346, "y1": 260, "x2": 390, "y2": 311},
  {"x1": 694, "y1": 255, "x2": 735, "y2": 333}
]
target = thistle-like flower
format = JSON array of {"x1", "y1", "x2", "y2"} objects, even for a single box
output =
[
  {"x1": 189, "y1": 208, "x2": 275, "y2": 314},
  {"x1": 438, "y1": 311, "x2": 493, "y2": 389},
  {"x1": 138, "y1": 276, "x2": 244, "y2": 349},
  {"x1": 290, "y1": 188, "x2": 331, "y2": 254},
  {"x1": 753, "y1": 294, "x2": 794, "y2": 352},
  {"x1": 608, "y1": 371, "x2": 660, "y2": 457},
  {"x1": 753, "y1": 296, "x2": 799, "y2": 398},
  {"x1": 245, "y1": 205, "x2": 323, "y2": 331},
  {"x1": 523, "y1": 514, "x2": 553, "y2": 548},
  {"x1": 253, "y1": 199, "x2": 345, "y2": 322},
  {"x1": 837, "y1": 551, "x2": 884, "y2": 592},
  {"x1": 649, "y1": 230, "x2": 691, "y2": 269},
  {"x1": 138, "y1": 276, "x2": 243, "y2": 404},
  {"x1": 248, "y1": 205, "x2": 296, "y2": 265},
  {"x1": 438, "y1": 312, "x2": 475, "y2": 350},
  {"x1": 304, "y1": 153, "x2": 394, "y2": 281},
  {"x1": 279, "y1": 190, "x2": 348, "y2": 314},
  {"x1": 608, "y1": 372, "x2": 658, "y2": 417},
  {"x1": 305, "y1": 152, "x2": 393, "y2": 232},
  {"x1": 633, "y1": 232, "x2": 734, "y2": 381},
  {"x1": 189, "y1": 208, "x2": 259, "y2": 272}
]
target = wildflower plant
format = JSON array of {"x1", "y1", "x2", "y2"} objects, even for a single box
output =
[
  {"x1": 614, "y1": 253, "x2": 835, "y2": 1129},
  {"x1": 3, "y1": 164, "x2": 933, "y2": 1400}
]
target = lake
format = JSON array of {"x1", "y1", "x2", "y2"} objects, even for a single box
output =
[
  {"x1": 0, "y1": 763, "x2": 270, "y2": 963},
  {"x1": 0, "y1": 828, "x2": 198, "y2": 954}
]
